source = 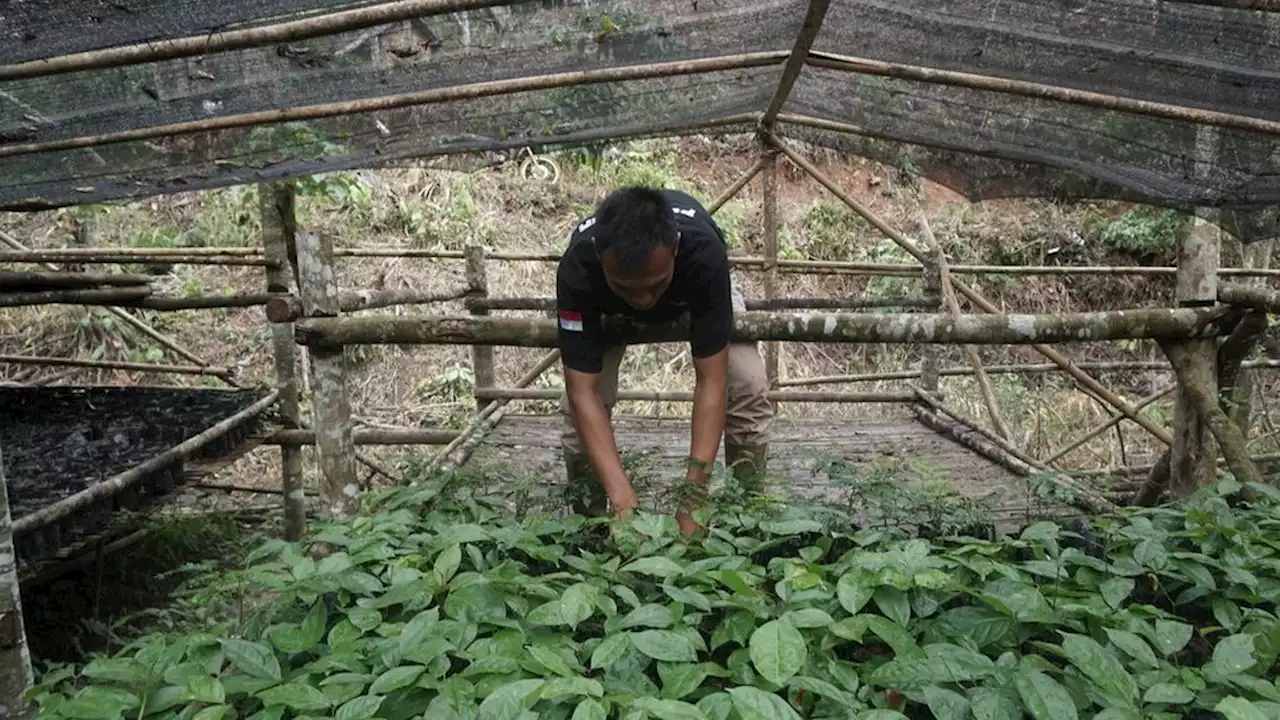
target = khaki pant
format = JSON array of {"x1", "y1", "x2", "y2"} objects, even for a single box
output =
[{"x1": 559, "y1": 276, "x2": 774, "y2": 454}]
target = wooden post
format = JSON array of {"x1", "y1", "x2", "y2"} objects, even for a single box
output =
[
  {"x1": 295, "y1": 232, "x2": 359, "y2": 518},
  {"x1": 0, "y1": 446, "x2": 34, "y2": 718},
  {"x1": 261, "y1": 182, "x2": 305, "y2": 540},
  {"x1": 466, "y1": 245, "x2": 495, "y2": 412},
  {"x1": 1227, "y1": 239, "x2": 1274, "y2": 432},
  {"x1": 919, "y1": 246, "x2": 942, "y2": 394},
  {"x1": 760, "y1": 140, "x2": 781, "y2": 388},
  {"x1": 1170, "y1": 126, "x2": 1223, "y2": 497}
]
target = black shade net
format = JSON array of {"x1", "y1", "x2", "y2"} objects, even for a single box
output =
[{"x1": 1, "y1": 0, "x2": 1277, "y2": 240}]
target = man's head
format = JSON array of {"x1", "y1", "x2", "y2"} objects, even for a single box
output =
[{"x1": 592, "y1": 186, "x2": 680, "y2": 310}]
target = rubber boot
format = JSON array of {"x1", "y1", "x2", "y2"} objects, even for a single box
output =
[
  {"x1": 724, "y1": 442, "x2": 769, "y2": 493},
  {"x1": 563, "y1": 452, "x2": 609, "y2": 517}
]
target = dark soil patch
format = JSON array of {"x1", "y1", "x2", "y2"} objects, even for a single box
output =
[{"x1": 0, "y1": 386, "x2": 272, "y2": 564}]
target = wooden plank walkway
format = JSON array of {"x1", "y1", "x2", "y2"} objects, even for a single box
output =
[{"x1": 468, "y1": 411, "x2": 1051, "y2": 531}]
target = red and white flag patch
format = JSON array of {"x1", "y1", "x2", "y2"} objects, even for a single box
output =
[{"x1": 559, "y1": 310, "x2": 584, "y2": 332}]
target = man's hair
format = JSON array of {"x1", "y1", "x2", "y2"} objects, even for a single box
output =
[{"x1": 592, "y1": 186, "x2": 679, "y2": 274}]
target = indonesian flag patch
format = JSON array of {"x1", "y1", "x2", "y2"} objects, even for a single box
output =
[{"x1": 559, "y1": 310, "x2": 584, "y2": 332}]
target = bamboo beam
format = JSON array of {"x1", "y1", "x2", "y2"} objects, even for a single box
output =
[
  {"x1": 294, "y1": 233, "x2": 359, "y2": 518},
  {"x1": 467, "y1": 246, "x2": 496, "y2": 412},
  {"x1": 464, "y1": 295, "x2": 937, "y2": 313},
  {"x1": 919, "y1": 246, "x2": 943, "y2": 393},
  {"x1": 294, "y1": 308, "x2": 1239, "y2": 349},
  {"x1": 475, "y1": 388, "x2": 916, "y2": 403},
  {"x1": 261, "y1": 181, "x2": 305, "y2": 542},
  {"x1": 761, "y1": 141, "x2": 781, "y2": 386},
  {"x1": 0, "y1": 251, "x2": 270, "y2": 267},
  {"x1": 762, "y1": 0, "x2": 832, "y2": 127},
  {"x1": 12, "y1": 390, "x2": 279, "y2": 536},
  {"x1": 778, "y1": 360, "x2": 1280, "y2": 387},
  {"x1": 1220, "y1": 284, "x2": 1280, "y2": 314},
  {"x1": 0, "y1": 286, "x2": 151, "y2": 308},
  {"x1": 919, "y1": 212, "x2": 1011, "y2": 440},
  {"x1": 1041, "y1": 385, "x2": 1177, "y2": 466},
  {"x1": 0, "y1": 230, "x2": 241, "y2": 383},
  {"x1": 0, "y1": 355, "x2": 231, "y2": 378},
  {"x1": 0, "y1": 445, "x2": 34, "y2": 713},
  {"x1": 0, "y1": 271, "x2": 152, "y2": 290},
  {"x1": 264, "y1": 285, "x2": 469, "y2": 323},
  {"x1": 1163, "y1": 341, "x2": 1263, "y2": 486},
  {"x1": 0, "y1": 52, "x2": 788, "y2": 159},
  {"x1": 1223, "y1": 240, "x2": 1275, "y2": 432},
  {"x1": 268, "y1": 428, "x2": 459, "y2": 446},
  {"x1": 0, "y1": 0, "x2": 534, "y2": 81},
  {"x1": 807, "y1": 51, "x2": 1280, "y2": 138},
  {"x1": 771, "y1": 136, "x2": 1177, "y2": 447},
  {"x1": 707, "y1": 157, "x2": 767, "y2": 216}
]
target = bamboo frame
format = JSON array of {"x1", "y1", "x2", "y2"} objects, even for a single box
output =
[
  {"x1": 0, "y1": 355, "x2": 232, "y2": 378},
  {"x1": 11, "y1": 389, "x2": 280, "y2": 536},
  {"x1": 467, "y1": 246, "x2": 496, "y2": 412},
  {"x1": 0, "y1": 271, "x2": 152, "y2": 289},
  {"x1": 264, "y1": 285, "x2": 469, "y2": 323},
  {"x1": 474, "y1": 388, "x2": 916, "y2": 403},
  {"x1": 268, "y1": 428, "x2": 459, "y2": 446},
  {"x1": 1220, "y1": 284, "x2": 1280, "y2": 314},
  {"x1": 0, "y1": 287, "x2": 152, "y2": 308},
  {"x1": 464, "y1": 295, "x2": 938, "y2": 312},
  {"x1": 707, "y1": 158, "x2": 768, "y2": 216},
  {"x1": 1041, "y1": 385, "x2": 1177, "y2": 466},
  {"x1": 807, "y1": 51, "x2": 1280, "y2": 138},
  {"x1": 761, "y1": 0, "x2": 833, "y2": 127},
  {"x1": 0, "y1": 251, "x2": 271, "y2": 267},
  {"x1": 778, "y1": 360, "x2": 1280, "y2": 386},
  {"x1": 0, "y1": 52, "x2": 789, "y2": 159},
  {"x1": 761, "y1": 141, "x2": 781, "y2": 386},
  {"x1": 0, "y1": 0, "x2": 529, "y2": 82},
  {"x1": 770, "y1": 135, "x2": 1178, "y2": 447}
]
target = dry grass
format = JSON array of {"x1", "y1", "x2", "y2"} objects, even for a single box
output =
[{"x1": 2, "y1": 135, "x2": 1277, "y2": 500}]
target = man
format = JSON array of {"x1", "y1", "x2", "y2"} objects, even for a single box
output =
[{"x1": 555, "y1": 186, "x2": 774, "y2": 534}]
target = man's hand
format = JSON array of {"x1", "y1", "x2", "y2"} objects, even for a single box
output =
[{"x1": 565, "y1": 366, "x2": 638, "y2": 513}]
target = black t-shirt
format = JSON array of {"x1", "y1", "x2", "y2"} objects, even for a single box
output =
[{"x1": 556, "y1": 189, "x2": 733, "y2": 374}]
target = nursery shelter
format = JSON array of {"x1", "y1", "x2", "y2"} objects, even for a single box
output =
[{"x1": 1, "y1": 0, "x2": 1280, "y2": 700}]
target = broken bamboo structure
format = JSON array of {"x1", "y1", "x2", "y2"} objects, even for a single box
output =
[{"x1": 294, "y1": 307, "x2": 1241, "y2": 349}]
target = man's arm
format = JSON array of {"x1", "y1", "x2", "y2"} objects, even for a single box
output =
[
  {"x1": 564, "y1": 367, "x2": 638, "y2": 515},
  {"x1": 685, "y1": 246, "x2": 734, "y2": 489}
]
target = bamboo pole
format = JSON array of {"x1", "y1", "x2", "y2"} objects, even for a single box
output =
[
  {"x1": 0, "y1": 251, "x2": 270, "y2": 267},
  {"x1": 294, "y1": 233, "x2": 359, "y2": 518},
  {"x1": 430, "y1": 350, "x2": 561, "y2": 472},
  {"x1": 1163, "y1": 341, "x2": 1263, "y2": 486},
  {"x1": 0, "y1": 0, "x2": 532, "y2": 81},
  {"x1": 0, "y1": 271, "x2": 152, "y2": 289},
  {"x1": 464, "y1": 295, "x2": 937, "y2": 312},
  {"x1": 295, "y1": 308, "x2": 1239, "y2": 349},
  {"x1": 12, "y1": 389, "x2": 279, "y2": 536},
  {"x1": 268, "y1": 428, "x2": 459, "y2": 446},
  {"x1": 261, "y1": 181, "x2": 305, "y2": 542},
  {"x1": 0, "y1": 445, "x2": 34, "y2": 715},
  {"x1": 1041, "y1": 385, "x2": 1177, "y2": 466},
  {"x1": 474, "y1": 388, "x2": 916, "y2": 403},
  {"x1": 264, "y1": 285, "x2": 469, "y2": 323},
  {"x1": 760, "y1": 141, "x2": 781, "y2": 386},
  {"x1": 466, "y1": 246, "x2": 496, "y2": 412},
  {"x1": 762, "y1": 0, "x2": 832, "y2": 127},
  {"x1": 1223, "y1": 240, "x2": 1275, "y2": 432},
  {"x1": 0, "y1": 52, "x2": 788, "y2": 159},
  {"x1": 778, "y1": 359, "x2": 1280, "y2": 387},
  {"x1": 0, "y1": 286, "x2": 151, "y2": 307},
  {"x1": 807, "y1": 51, "x2": 1280, "y2": 138},
  {"x1": 1220, "y1": 283, "x2": 1280, "y2": 314},
  {"x1": 707, "y1": 158, "x2": 767, "y2": 216},
  {"x1": 919, "y1": 246, "x2": 943, "y2": 393},
  {"x1": 0, "y1": 229, "x2": 242, "y2": 383},
  {"x1": 909, "y1": 383, "x2": 1118, "y2": 513},
  {"x1": 919, "y1": 212, "x2": 1011, "y2": 440},
  {"x1": 770, "y1": 136, "x2": 1177, "y2": 447},
  {"x1": 0, "y1": 355, "x2": 231, "y2": 378}
]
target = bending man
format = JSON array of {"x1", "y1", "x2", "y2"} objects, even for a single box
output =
[{"x1": 555, "y1": 186, "x2": 774, "y2": 533}]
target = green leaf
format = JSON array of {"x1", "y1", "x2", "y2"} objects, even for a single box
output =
[
  {"x1": 1059, "y1": 633, "x2": 1139, "y2": 705},
  {"x1": 969, "y1": 687, "x2": 1021, "y2": 720},
  {"x1": 435, "y1": 544, "x2": 463, "y2": 583},
  {"x1": 478, "y1": 679, "x2": 544, "y2": 720},
  {"x1": 1216, "y1": 697, "x2": 1269, "y2": 720},
  {"x1": 256, "y1": 683, "x2": 333, "y2": 712},
  {"x1": 528, "y1": 645, "x2": 577, "y2": 677},
  {"x1": 750, "y1": 618, "x2": 808, "y2": 686},
  {"x1": 659, "y1": 662, "x2": 711, "y2": 700},
  {"x1": 1152, "y1": 620, "x2": 1193, "y2": 656},
  {"x1": 572, "y1": 698, "x2": 608, "y2": 720},
  {"x1": 348, "y1": 607, "x2": 381, "y2": 631},
  {"x1": 80, "y1": 658, "x2": 156, "y2": 689},
  {"x1": 728, "y1": 686, "x2": 803, "y2": 720},
  {"x1": 58, "y1": 687, "x2": 140, "y2": 719},
  {"x1": 192, "y1": 706, "x2": 232, "y2": 720},
  {"x1": 664, "y1": 585, "x2": 712, "y2": 612},
  {"x1": 697, "y1": 693, "x2": 735, "y2": 720},
  {"x1": 1143, "y1": 683, "x2": 1195, "y2": 704},
  {"x1": 923, "y1": 686, "x2": 969, "y2": 720},
  {"x1": 854, "y1": 712, "x2": 908, "y2": 720},
  {"x1": 837, "y1": 572, "x2": 874, "y2": 615},
  {"x1": 591, "y1": 633, "x2": 632, "y2": 669},
  {"x1": 932, "y1": 606, "x2": 1013, "y2": 650},
  {"x1": 335, "y1": 695, "x2": 385, "y2": 720},
  {"x1": 1100, "y1": 578, "x2": 1135, "y2": 609},
  {"x1": 537, "y1": 676, "x2": 604, "y2": 700},
  {"x1": 782, "y1": 608, "x2": 834, "y2": 629},
  {"x1": 1133, "y1": 539, "x2": 1167, "y2": 570},
  {"x1": 632, "y1": 630, "x2": 699, "y2": 663},
  {"x1": 874, "y1": 587, "x2": 911, "y2": 627},
  {"x1": 1104, "y1": 628, "x2": 1159, "y2": 669},
  {"x1": 527, "y1": 583, "x2": 596, "y2": 630},
  {"x1": 1014, "y1": 669, "x2": 1078, "y2": 720},
  {"x1": 862, "y1": 615, "x2": 923, "y2": 659},
  {"x1": 622, "y1": 556, "x2": 685, "y2": 579},
  {"x1": 219, "y1": 639, "x2": 281, "y2": 681},
  {"x1": 399, "y1": 608, "x2": 441, "y2": 657},
  {"x1": 632, "y1": 697, "x2": 708, "y2": 720},
  {"x1": 1211, "y1": 634, "x2": 1258, "y2": 676},
  {"x1": 620, "y1": 603, "x2": 675, "y2": 630},
  {"x1": 1214, "y1": 597, "x2": 1244, "y2": 632},
  {"x1": 759, "y1": 519, "x2": 823, "y2": 535},
  {"x1": 187, "y1": 675, "x2": 226, "y2": 705},
  {"x1": 369, "y1": 665, "x2": 426, "y2": 694}
]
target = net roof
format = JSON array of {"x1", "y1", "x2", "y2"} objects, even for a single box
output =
[{"x1": 2, "y1": 0, "x2": 1278, "y2": 240}]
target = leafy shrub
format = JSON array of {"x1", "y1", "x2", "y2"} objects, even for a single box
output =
[
  {"x1": 28, "y1": 472, "x2": 1280, "y2": 720},
  {"x1": 1097, "y1": 206, "x2": 1189, "y2": 261}
]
